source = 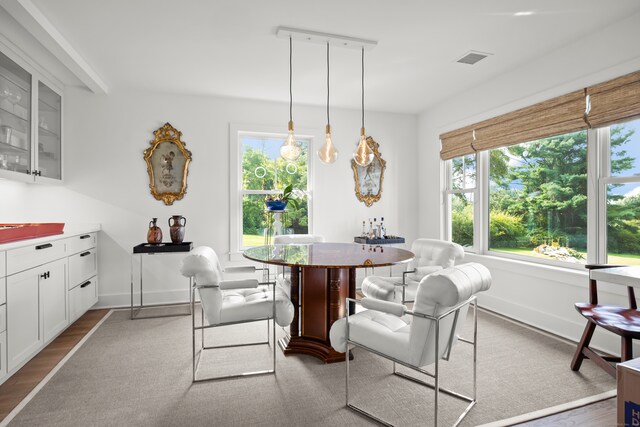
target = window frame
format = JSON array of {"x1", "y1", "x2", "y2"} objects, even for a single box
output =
[
  {"x1": 444, "y1": 120, "x2": 640, "y2": 269},
  {"x1": 444, "y1": 153, "x2": 480, "y2": 253},
  {"x1": 229, "y1": 123, "x2": 316, "y2": 261}
]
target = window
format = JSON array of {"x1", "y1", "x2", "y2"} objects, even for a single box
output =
[
  {"x1": 488, "y1": 130, "x2": 588, "y2": 264},
  {"x1": 442, "y1": 70, "x2": 640, "y2": 268},
  {"x1": 444, "y1": 121, "x2": 640, "y2": 267},
  {"x1": 239, "y1": 133, "x2": 310, "y2": 248},
  {"x1": 446, "y1": 154, "x2": 476, "y2": 249},
  {"x1": 602, "y1": 118, "x2": 640, "y2": 265}
]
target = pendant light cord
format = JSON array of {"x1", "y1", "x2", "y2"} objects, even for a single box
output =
[
  {"x1": 361, "y1": 47, "x2": 365, "y2": 129},
  {"x1": 327, "y1": 42, "x2": 330, "y2": 126},
  {"x1": 289, "y1": 36, "x2": 293, "y2": 123}
]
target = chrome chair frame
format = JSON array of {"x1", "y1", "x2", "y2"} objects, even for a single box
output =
[
  {"x1": 191, "y1": 280, "x2": 277, "y2": 382},
  {"x1": 345, "y1": 296, "x2": 478, "y2": 427}
]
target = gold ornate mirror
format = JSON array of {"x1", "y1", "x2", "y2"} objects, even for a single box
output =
[
  {"x1": 351, "y1": 136, "x2": 386, "y2": 207},
  {"x1": 143, "y1": 123, "x2": 192, "y2": 205}
]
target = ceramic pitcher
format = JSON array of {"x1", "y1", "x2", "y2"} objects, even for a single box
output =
[
  {"x1": 147, "y1": 217, "x2": 163, "y2": 244},
  {"x1": 168, "y1": 215, "x2": 186, "y2": 244}
]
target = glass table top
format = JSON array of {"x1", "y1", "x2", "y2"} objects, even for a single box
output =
[{"x1": 243, "y1": 242, "x2": 414, "y2": 268}]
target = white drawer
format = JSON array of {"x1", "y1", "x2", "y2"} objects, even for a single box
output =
[
  {"x1": 0, "y1": 305, "x2": 5, "y2": 333},
  {"x1": 7, "y1": 240, "x2": 65, "y2": 276},
  {"x1": 69, "y1": 249, "x2": 97, "y2": 289},
  {"x1": 0, "y1": 277, "x2": 4, "y2": 305},
  {"x1": 65, "y1": 233, "x2": 97, "y2": 255},
  {"x1": 0, "y1": 251, "x2": 5, "y2": 277},
  {"x1": 69, "y1": 276, "x2": 97, "y2": 321}
]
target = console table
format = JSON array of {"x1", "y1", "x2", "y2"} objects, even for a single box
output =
[{"x1": 130, "y1": 242, "x2": 193, "y2": 320}]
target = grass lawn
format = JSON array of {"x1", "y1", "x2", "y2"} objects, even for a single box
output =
[
  {"x1": 243, "y1": 234, "x2": 265, "y2": 247},
  {"x1": 492, "y1": 247, "x2": 640, "y2": 265}
]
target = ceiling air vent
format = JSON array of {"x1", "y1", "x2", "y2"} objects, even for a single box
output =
[{"x1": 456, "y1": 51, "x2": 491, "y2": 65}]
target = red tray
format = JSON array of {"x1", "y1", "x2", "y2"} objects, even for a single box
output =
[{"x1": 0, "y1": 223, "x2": 65, "y2": 244}]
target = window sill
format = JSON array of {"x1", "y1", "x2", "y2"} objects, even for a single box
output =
[{"x1": 464, "y1": 252, "x2": 632, "y2": 298}]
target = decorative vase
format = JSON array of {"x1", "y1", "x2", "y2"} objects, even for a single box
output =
[
  {"x1": 265, "y1": 200, "x2": 287, "y2": 211},
  {"x1": 168, "y1": 215, "x2": 187, "y2": 244},
  {"x1": 147, "y1": 218, "x2": 163, "y2": 244}
]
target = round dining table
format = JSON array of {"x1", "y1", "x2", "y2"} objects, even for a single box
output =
[{"x1": 243, "y1": 242, "x2": 414, "y2": 363}]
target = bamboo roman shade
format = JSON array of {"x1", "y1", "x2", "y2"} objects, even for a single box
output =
[
  {"x1": 440, "y1": 70, "x2": 640, "y2": 160},
  {"x1": 585, "y1": 70, "x2": 640, "y2": 128}
]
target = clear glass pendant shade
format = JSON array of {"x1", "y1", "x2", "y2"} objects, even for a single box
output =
[
  {"x1": 318, "y1": 125, "x2": 338, "y2": 164},
  {"x1": 280, "y1": 121, "x2": 302, "y2": 162},
  {"x1": 353, "y1": 128, "x2": 374, "y2": 167}
]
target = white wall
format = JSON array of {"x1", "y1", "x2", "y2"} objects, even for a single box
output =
[
  {"x1": 418, "y1": 12, "x2": 640, "y2": 355},
  {"x1": 0, "y1": 87, "x2": 418, "y2": 306}
]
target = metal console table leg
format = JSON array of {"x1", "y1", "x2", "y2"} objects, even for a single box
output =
[{"x1": 130, "y1": 244, "x2": 194, "y2": 320}]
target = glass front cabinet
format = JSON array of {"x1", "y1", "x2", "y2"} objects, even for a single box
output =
[{"x1": 0, "y1": 49, "x2": 62, "y2": 183}]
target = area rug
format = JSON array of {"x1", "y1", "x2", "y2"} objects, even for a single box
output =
[{"x1": 4, "y1": 308, "x2": 615, "y2": 426}]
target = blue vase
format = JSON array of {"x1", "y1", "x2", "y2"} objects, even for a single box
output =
[{"x1": 265, "y1": 200, "x2": 287, "y2": 211}]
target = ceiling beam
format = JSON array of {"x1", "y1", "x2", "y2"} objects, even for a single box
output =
[{"x1": 1, "y1": 0, "x2": 108, "y2": 94}]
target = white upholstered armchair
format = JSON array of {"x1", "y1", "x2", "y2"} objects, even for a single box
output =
[
  {"x1": 330, "y1": 262, "x2": 491, "y2": 426},
  {"x1": 180, "y1": 246, "x2": 294, "y2": 382},
  {"x1": 361, "y1": 238, "x2": 464, "y2": 303},
  {"x1": 272, "y1": 234, "x2": 324, "y2": 297}
]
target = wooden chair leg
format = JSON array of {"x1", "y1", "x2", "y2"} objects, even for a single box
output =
[
  {"x1": 622, "y1": 337, "x2": 633, "y2": 362},
  {"x1": 571, "y1": 321, "x2": 596, "y2": 371}
]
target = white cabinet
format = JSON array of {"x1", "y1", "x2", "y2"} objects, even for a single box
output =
[
  {"x1": 0, "y1": 251, "x2": 6, "y2": 382},
  {"x1": 66, "y1": 233, "x2": 98, "y2": 322},
  {"x1": 6, "y1": 257, "x2": 66, "y2": 371},
  {"x1": 41, "y1": 258, "x2": 67, "y2": 342},
  {"x1": 0, "y1": 46, "x2": 62, "y2": 183},
  {"x1": 6, "y1": 267, "x2": 41, "y2": 371},
  {"x1": 1, "y1": 229, "x2": 98, "y2": 380}
]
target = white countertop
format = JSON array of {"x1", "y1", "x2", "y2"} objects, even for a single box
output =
[{"x1": 0, "y1": 224, "x2": 101, "y2": 251}]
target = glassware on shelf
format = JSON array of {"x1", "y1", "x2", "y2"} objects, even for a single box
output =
[{"x1": 7, "y1": 90, "x2": 22, "y2": 114}]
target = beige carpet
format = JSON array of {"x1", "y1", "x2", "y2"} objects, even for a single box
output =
[{"x1": 6, "y1": 308, "x2": 615, "y2": 426}]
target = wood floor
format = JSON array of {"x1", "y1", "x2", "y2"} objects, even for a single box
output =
[
  {"x1": 0, "y1": 307, "x2": 618, "y2": 425},
  {"x1": 0, "y1": 309, "x2": 110, "y2": 422}
]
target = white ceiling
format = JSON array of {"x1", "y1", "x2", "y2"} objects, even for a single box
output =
[{"x1": 12, "y1": 0, "x2": 640, "y2": 113}]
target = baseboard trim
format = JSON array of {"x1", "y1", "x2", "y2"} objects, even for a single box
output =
[{"x1": 478, "y1": 389, "x2": 617, "y2": 427}]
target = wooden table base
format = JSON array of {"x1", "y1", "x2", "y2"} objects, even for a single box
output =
[{"x1": 280, "y1": 266, "x2": 356, "y2": 363}]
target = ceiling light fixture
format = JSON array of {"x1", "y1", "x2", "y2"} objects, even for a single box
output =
[
  {"x1": 318, "y1": 42, "x2": 338, "y2": 164},
  {"x1": 514, "y1": 11, "x2": 534, "y2": 16},
  {"x1": 280, "y1": 36, "x2": 302, "y2": 162},
  {"x1": 353, "y1": 47, "x2": 374, "y2": 167}
]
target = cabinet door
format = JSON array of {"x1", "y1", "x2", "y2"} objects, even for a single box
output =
[
  {"x1": 41, "y1": 258, "x2": 67, "y2": 342},
  {"x1": 6, "y1": 269, "x2": 41, "y2": 371},
  {"x1": 36, "y1": 81, "x2": 61, "y2": 181},
  {"x1": 0, "y1": 50, "x2": 32, "y2": 181}
]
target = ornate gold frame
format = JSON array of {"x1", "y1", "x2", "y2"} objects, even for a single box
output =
[
  {"x1": 351, "y1": 136, "x2": 386, "y2": 207},
  {"x1": 143, "y1": 123, "x2": 192, "y2": 205}
]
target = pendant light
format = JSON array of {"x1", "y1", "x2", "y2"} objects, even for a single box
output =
[
  {"x1": 353, "y1": 46, "x2": 374, "y2": 167},
  {"x1": 318, "y1": 42, "x2": 338, "y2": 164},
  {"x1": 280, "y1": 36, "x2": 302, "y2": 162}
]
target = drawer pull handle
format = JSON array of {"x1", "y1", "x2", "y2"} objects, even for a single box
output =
[
  {"x1": 80, "y1": 281, "x2": 91, "y2": 288},
  {"x1": 80, "y1": 235, "x2": 91, "y2": 240},
  {"x1": 40, "y1": 271, "x2": 50, "y2": 279},
  {"x1": 36, "y1": 243, "x2": 53, "y2": 250},
  {"x1": 80, "y1": 251, "x2": 92, "y2": 257}
]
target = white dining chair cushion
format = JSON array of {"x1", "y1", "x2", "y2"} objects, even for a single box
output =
[
  {"x1": 332, "y1": 262, "x2": 491, "y2": 368},
  {"x1": 272, "y1": 234, "x2": 325, "y2": 244},
  {"x1": 409, "y1": 262, "x2": 492, "y2": 367},
  {"x1": 180, "y1": 246, "x2": 223, "y2": 286},
  {"x1": 409, "y1": 239, "x2": 464, "y2": 271},
  {"x1": 361, "y1": 266, "x2": 444, "y2": 302},
  {"x1": 330, "y1": 310, "x2": 411, "y2": 362},
  {"x1": 199, "y1": 285, "x2": 294, "y2": 327},
  {"x1": 360, "y1": 239, "x2": 464, "y2": 303},
  {"x1": 361, "y1": 276, "x2": 402, "y2": 301}
]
